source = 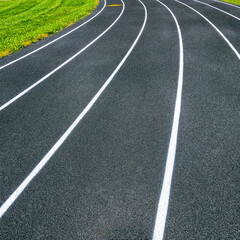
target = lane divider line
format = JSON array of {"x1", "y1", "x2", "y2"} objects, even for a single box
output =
[
  {"x1": 193, "y1": 0, "x2": 240, "y2": 21},
  {"x1": 0, "y1": 0, "x2": 125, "y2": 113},
  {"x1": 0, "y1": 0, "x2": 107, "y2": 70},
  {"x1": 175, "y1": 0, "x2": 240, "y2": 60},
  {"x1": 0, "y1": 0, "x2": 147, "y2": 219},
  {"x1": 211, "y1": 0, "x2": 240, "y2": 9},
  {"x1": 152, "y1": 1, "x2": 184, "y2": 240}
]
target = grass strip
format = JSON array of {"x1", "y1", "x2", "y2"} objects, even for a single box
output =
[
  {"x1": 220, "y1": 0, "x2": 240, "y2": 6},
  {"x1": 0, "y1": 0, "x2": 99, "y2": 58}
]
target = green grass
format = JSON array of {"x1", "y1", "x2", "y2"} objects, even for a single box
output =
[
  {"x1": 0, "y1": 0, "x2": 99, "y2": 58},
  {"x1": 220, "y1": 0, "x2": 240, "y2": 5}
]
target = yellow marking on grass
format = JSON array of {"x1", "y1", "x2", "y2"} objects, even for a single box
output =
[
  {"x1": 107, "y1": 4, "x2": 123, "y2": 7},
  {"x1": 39, "y1": 33, "x2": 49, "y2": 39},
  {"x1": 22, "y1": 41, "x2": 33, "y2": 47},
  {"x1": 0, "y1": 49, "x2": 11, "y2": 58}
]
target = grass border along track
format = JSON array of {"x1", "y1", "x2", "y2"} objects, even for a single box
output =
[
  {"x1": 221, "y1": 0, "x2": 240, "y2": 6},
  {"x1": 0, "y1": 0, "x2": 99, "y2": 58}
]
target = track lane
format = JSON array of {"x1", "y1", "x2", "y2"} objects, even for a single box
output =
[
  {"x1": 160, "y1": 0, "x2": 240, "y2": 239},
  {"x1": 197, "y1": 0, "x2": 240, "y2": 17},
  {"x1": 152, "y1": 1, "x2": 184, "y2": 239},
  {"x1": 176, "y1": 0, "x2": 240, "y2": 58},
  {"x1": 193, "y1": 0, "x2": 240, "y2": 20}
]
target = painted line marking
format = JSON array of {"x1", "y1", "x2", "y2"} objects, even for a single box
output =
[
  {"x1": 107, "y1": 4, "x2": 123, "y2": 7},
  {"x1": 0, "y1": 1, "x2": 124, "y2": 113},
  {"x1": 0, "y1": 0, "x2": 107, "y2": 70},
  {"x1": 152, "y1": 1, "x2": 184, "y2": 240},
  {"x1": 175, "y1": 0, "x2": 240, "y2": 60},
  {"x1": 0, "y1": 0, "x2": 147, "y2": 219},
  {"x1": 193, "y1": 0, "x2": 240, "y2": 21},
  {"x1": 211, "y1": 0, "x2": 240, "y2": 9}
]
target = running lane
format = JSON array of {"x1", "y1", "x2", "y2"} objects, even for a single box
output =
[{"x1": 161, "y1": 0, "x2": 240, "y2": 239}]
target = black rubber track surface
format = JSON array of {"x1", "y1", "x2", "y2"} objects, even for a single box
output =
[{"x1": 0, "y1": 0, "x2": 239, "y2": 239}]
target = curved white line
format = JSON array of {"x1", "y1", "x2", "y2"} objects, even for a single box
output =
[
  {"x1": 211, "y1": 0, "x2": 240, "y2": 9},
  {"x1": 175, "y1": 0, "x2": 240, "y2": 60},
  {"x1": 0, "y1": 0, "x2": 106, "y2": 70},
  {"x1": 152, "y1": 1, "x2": 184, "y2": 240},
  {"x1": 0, "y1": 0, "x2": 147, "y2": 219},
  {"x1": 0, "y1": 0, "x2": 125, "y2": 112},
  {"x1": 193, "y1": 0, "x2": 240, "y2": 21}
]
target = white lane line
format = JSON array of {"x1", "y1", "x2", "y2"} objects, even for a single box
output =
[
  {"x1": 0, "y1": 0, "x2": 125, "y2": 113},
  {"x1": 152, "y1": 1, "x2": 184, "y2": 240},
  {"x1": 175, "y1": 0, "x2": 240, "y2": 60},
  {"x1": 0, "y1": 0, "x2": 106, "y2": 70},
  {"x1": 211, "y1": 0, "x2": 240, "y2": 9},
  {"x1": 0, "y1": 0, "x2": 147, "y2": 219},
  {"x1": 193, "y1": 0, "x2": 240, "y2": 21}
]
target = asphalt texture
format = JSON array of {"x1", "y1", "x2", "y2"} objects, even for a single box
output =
[{"x1": 0, "y1": 0, "x2": 239, "y2": 239}]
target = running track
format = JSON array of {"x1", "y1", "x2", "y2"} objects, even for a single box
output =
[{"x1": 0, "y1": 0, "x2": 239, "y2": 239}]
